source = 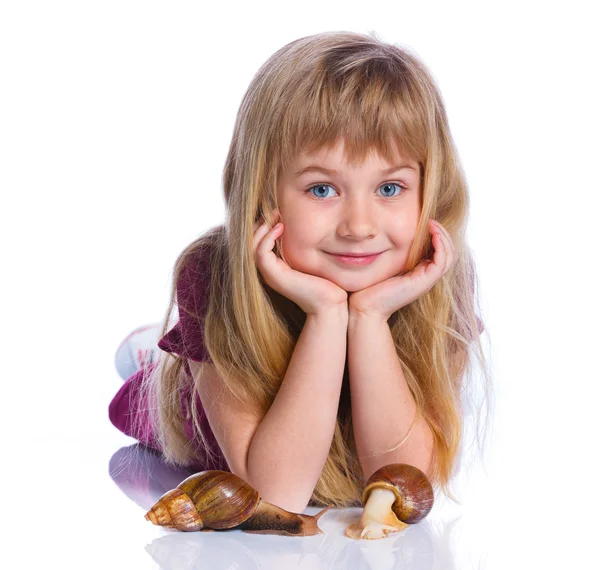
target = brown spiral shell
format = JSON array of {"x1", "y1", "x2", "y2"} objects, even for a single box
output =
[
  {"x1": 177, "y1": 470, "x2": 261, "y2": 530},
  {"x1": 362, "y1": 463, "x2": 434, "y2": 524},
  {"x1": 145, "y1": 470, "x2": 261, "y2": 531}
]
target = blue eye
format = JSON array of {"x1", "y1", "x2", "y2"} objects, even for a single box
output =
[{"x1": 307, "y1": 182, "x2": 405, "y2": 199}]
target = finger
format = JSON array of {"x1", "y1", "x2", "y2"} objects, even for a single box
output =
[
  {"x1": 436, "y1": 230, "x2": 455, "y2": 274},
  {"x1": 436, "y1": 224, "x2": 455, "y2": 271},
  {"x1": 256, "y1": 222, "x2": 283, "y2": 263},
  {"x1": 431, "y1": 221, "x2": 454, "y2": 273},
  {"x1": 256, "y1": 224, "x2": 292, "y2": 291},
  {"x1": 253, "y1": 222, "x2": 273, "y2": 251},
  {"x1": 433, "y1": 221, "x2": 455, "y2": 258},
  {"x1": 431, "y1": 219, "x2": 449, "y2": 241},
  {"x1": 429, "y1": 230, "x2": 447, "y2": 275}
]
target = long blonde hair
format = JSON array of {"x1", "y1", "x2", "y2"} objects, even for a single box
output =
[{"x1": 136, "y1": 30, "x2": 494, "y2": 507}]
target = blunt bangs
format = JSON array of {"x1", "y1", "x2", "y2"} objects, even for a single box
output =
[{"x1": 272, "y1": 54, "x2": 429, "y2": 179}]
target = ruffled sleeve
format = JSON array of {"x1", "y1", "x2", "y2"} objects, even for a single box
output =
[{"x1": 158, "y1": 246, "x2": 213, "y2": 363}]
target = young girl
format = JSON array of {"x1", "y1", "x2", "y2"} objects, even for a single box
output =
[{"x1": 109, "y1": 30, "x2": 492, "y2": 513}]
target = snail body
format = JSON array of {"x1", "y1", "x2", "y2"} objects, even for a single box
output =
[
  {"x1": 345, "y1": 463, "x2": 434, "y2": 540},
  {"x1": 145, "y1": 470, "x2": 331, "y2": 536}
]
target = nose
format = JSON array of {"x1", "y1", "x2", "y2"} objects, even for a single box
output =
[{"x1": 337, "y1": 196, "x2": 377, "y2": 239}]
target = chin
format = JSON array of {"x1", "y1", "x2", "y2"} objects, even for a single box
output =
[
  {"x1": 342, "y1": 283, "x2": 365, "y2": 293},
  {"x1": 331, "y1": 275, "x2": 380, "y2": 293},
  {"x1": 333, "y1": 266, "x2": 402, "y2": 293}
]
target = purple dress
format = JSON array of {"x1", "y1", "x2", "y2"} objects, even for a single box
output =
[{"x1": 108, "y1": 245, "x2": 230, "y2": 472}]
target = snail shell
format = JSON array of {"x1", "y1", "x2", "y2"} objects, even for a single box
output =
[
  {"x1": 145, "y1": 470, "x2": 331, "y2": 536},
  {"x1": 346, "y1": 463, "x2": 434, "y2": 540},
  {"x1": 362, "y1": 463, "x2": 434, "y2": 524}
]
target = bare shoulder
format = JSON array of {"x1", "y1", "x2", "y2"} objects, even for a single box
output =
[{"x1": 187, "y1": 360, "x2": 263, "y2": 480}]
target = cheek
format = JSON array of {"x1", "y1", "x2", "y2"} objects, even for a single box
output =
[
  {"x1": 385, "y1": 249, "x2": 410, "y2": 277},
  {"x1": 279, "y1": 218, "x2": 320, "y2": 252},
  {"x1": 277, "y1": 224, "x2": 305, "y2": 266},
  {"x1": 278, "y1": 227, "x2": 327, "y2": 272}
]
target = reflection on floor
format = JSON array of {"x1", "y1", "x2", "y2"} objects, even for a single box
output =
[{"x1": 109, "y1": 443, "x2": 476, "y2": 570}]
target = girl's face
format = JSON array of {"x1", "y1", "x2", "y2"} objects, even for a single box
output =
[{"x1": 276, "y1": 139, "x2": 422, "y2": 293}]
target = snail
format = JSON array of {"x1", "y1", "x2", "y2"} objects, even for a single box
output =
[
  {"x1": 345, "y1": 463, "x2": 434, "y2": 540},
  {"x1": 144, "y1": 469, "x2": 331, "y2": 536}
]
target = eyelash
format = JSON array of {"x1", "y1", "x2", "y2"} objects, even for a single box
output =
[{"x1": 305, "y1": 182, "x2": 407, "y2": 200}]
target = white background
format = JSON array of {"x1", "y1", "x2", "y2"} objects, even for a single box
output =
[{"x1": 2, "y1": 1, "x2": 598, "y2": 569}]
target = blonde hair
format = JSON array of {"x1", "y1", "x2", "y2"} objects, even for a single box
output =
[{"x1": 135, "y1": 30, "x2": 494, "y2": 507}]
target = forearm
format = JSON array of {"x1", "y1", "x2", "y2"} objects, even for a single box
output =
[
  {"x1": 247, "y1": 306, "x2": 348, "y2": 512},
  {"x1": 347, "y1": 311, "x2": 434, "y2": 482}
]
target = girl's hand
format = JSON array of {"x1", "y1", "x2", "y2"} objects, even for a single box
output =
[
  {"x1": 254, "y1": 221, "x2": 348, "y2": 316},
  {"x1": 348, "y1": 219, "x2": 455, "y2": 321}
]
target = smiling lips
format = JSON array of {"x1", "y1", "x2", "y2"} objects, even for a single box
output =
[
  {"x1": 327, "y1": 252, "x2": 383, "y2": 265},
  {"x1": 331, "y1": 251, "x2": 382, "y2": 256}
]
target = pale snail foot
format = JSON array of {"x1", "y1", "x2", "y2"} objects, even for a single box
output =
[
  {"x1": 345, "y1": 519, "x2": 408, "y2": 539},
  {"x1": 344, "y1": 487, "x2": 411, "y2": 539}
]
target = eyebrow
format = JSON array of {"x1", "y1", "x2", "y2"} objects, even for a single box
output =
[{"x1": 293, "y1": 164, "x2": 418, "y2": 177}]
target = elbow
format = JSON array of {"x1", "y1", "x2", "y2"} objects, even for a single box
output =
[
  {"x1": 244, "y1": 460, "x2": 313, "y2": 513},
  {"x1": 409, "y1": 427, "x2": 435, "y2": 481},
  {"x1": 406, "y1": 416, "x2": 435, "y2": 479},
  {"x1": 363, "y1": 421, "x2": 436, "y2": 483},
  {"x1": 251, "y1": 476, "x2": 312, "y2": 513},
  {"x1": 245, "y1": 471, "x2": 312, "y2": 513},
  {"x1": 260, "y1": 492, "x2": 310, "y2": 514},
  {"x1": 225, "y1": 468, "x2": 311, "y2": 513}
]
